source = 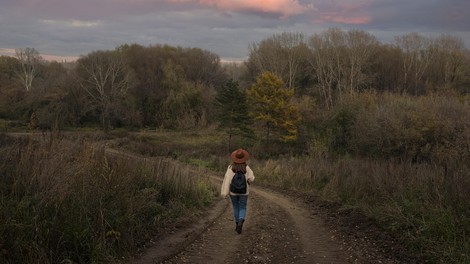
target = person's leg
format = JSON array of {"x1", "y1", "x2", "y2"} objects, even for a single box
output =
[
  {"x1": 230, "y1": 195, "x2": 240, "y2": 222},
  {"x1": 236, "y1": 195, "x2": 248, "y2": 234},
  {"x1": 238, "y1": 195, "x2": 248, "y2": 221}
]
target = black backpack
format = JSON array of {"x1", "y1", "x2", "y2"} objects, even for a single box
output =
[{"x1": 230, "y1": 171, "x2": 247, "y2": 194}]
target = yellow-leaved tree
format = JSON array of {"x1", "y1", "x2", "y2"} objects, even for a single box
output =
[{"x1": 246, "y1": 71, "x2": 301, "y2": 145}]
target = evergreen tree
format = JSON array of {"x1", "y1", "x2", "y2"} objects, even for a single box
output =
[{"x1": 214, "y1": 79, "x2": 253, "y2": 151}]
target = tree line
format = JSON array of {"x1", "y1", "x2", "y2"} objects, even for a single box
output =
[{"x1": 0, "y1": 28, "x2": 469, "y2": 151}]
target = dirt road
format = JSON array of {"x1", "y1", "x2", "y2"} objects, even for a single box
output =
[{"x1": 127, "y1": 173, "x2": 408, "y2": 264}]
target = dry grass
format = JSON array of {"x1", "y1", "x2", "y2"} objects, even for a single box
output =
[
  {"x1": 253, "y1": 156, "x2": 469, "y2": 262},
  {"x1": 0, "y1": 133, "x2": 216, "y2": 263}
]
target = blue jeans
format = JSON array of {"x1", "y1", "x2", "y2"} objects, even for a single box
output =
[{"x1": 230, "y1": 195, "x2": 248, "y2": 222}]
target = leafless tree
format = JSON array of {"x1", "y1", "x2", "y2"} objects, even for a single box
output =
[
  {"x1": 15, "y1": 47, "x2": 42, "y2": 91},
  {"x1": 276, "y1": 32, "x2": 307, "y2": 90},
  {"x1": 344, "y1": 30, "x2": 379, "y2": 94},
  {"x1": 75, "y1": 50, "x2": 132, "y2": 132},
  {"x1": 308, "y1": 28, "x2": 346, "y2": 108},
  {"x1": 308, "y1": 28, "x2": 380, "y2": 108},
  {"x1": 248, "y1": 32, "x2": 307, "y2": 90},
  {"x1": 249, "y1": 38, "x2": 283, "y2": 77},
  {"x1": 431, "y1": 35, "x2": 469, "y2": 92},
  {"x1": 394, "y1": 33, "x2": 434, "y2": 95}
]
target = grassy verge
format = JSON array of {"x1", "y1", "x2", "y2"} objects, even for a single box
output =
[
  {"x1": 115, "y1": 126, "x2": 469, "y2": 263},
  {"x1": 251, "y1": 156, "x2": 469, "y2": 263},
  {"x1": 0, "y1": 133, "x2": 216, "y2": 263}
]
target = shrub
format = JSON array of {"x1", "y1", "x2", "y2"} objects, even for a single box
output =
[
  {"x1": 319, "y1": 93, "x2": 470, "y2": 166},
  {"x1": 314, "y1": 93, "x2": 377, "y2": 156}
]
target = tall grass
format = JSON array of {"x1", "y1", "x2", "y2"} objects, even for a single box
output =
[
  {"x1": 0, "y1": 134, "x2": 216, "y2": 263},
  {"x1": 253, "y1": 156, "x2": 469, "y2": 262}
]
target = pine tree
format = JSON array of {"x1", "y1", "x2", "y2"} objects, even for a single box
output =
[{"x1": 214, "y1": 79, "x2": 253, "y2": 151}]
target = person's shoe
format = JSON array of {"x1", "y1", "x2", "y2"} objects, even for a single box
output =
[
  {"x1": 236, "y1": 219, "x2": 244, "y2": 234},
  {"x1": 235, "y1": 222, "x2": 238, "y2": 232},
  {"x1": 235, "y1": 224, "x2": 241, "y2": 234}
]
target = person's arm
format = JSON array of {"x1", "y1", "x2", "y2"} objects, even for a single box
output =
[
  {"x1": 246, "y1": 165, "x2": 255, "y2": 184},
  {"x1": 220, "y1": 166, "x2": 232, "y2": 198}
]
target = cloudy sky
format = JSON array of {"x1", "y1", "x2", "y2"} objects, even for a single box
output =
[{"x1": 1, "y1": 0, "x2": 469, "y2": 62}]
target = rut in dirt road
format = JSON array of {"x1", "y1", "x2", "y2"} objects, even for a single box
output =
[
  {"x1": 157, "y1": 180, "x2": 352, "y2": 264},
  {"x1": 114, "y1": 149, "x2": 404, "y2": 264},
  {"x1": 107, "y1": 148, "x2": 349, "y2": 263}
]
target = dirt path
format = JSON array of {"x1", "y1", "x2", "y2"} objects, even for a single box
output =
[
  {"x1": 108, "y1": 149, "x2": 409, "y2": 264},
  {"x1": 128, "y1": 174, "x2": 374, "y2": 264},
  {"x1": 157, "y1": 191, "x2": 348, "y2": 264}
]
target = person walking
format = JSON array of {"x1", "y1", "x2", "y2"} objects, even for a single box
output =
[{"x1": 221, "y1": 148, "x2": 255, "y2": 234}]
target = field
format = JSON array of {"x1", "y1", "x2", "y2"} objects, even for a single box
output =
[{"x1": 1, "y1": 92, "x2": 470, "y2": 263}]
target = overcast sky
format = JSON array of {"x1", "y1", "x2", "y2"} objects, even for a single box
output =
[{"x1": 1, "y1": 0, "x2": 469, "y2": 62}]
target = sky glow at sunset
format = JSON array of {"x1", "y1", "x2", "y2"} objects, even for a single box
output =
[{"x1": 0, "y1": 0, "x2": 469, "y2": 61}]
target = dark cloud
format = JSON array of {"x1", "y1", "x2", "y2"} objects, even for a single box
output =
[
  {"x1": 0, "y1": 0, "x2": 469, "y2": 61},
  {"x1": 364, "y1": 0, "x2": 470, "y2": 31}
]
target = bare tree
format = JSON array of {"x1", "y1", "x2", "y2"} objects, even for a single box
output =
[
  {"x1": 248, "y1": 38, "x2": 284, "y2": 77},
  {"x1": 75, "y1": 50, "x2": 132, "y2": 132},
  {"x1": 394, "y1": 33, "x2": 434, "y2": 95},
  {"x1": 344, "y1": 30, "x2": 379, "y2": 94},
  {"x1": 308, "y1": 28, "x2": 346, "y2": 109},
  {"x1": 15, "y1": 47, "x2": 42, "y2": 91},
  {"x1": 308, "y1": 28, "x2": 380, "y2": 107},
  {"x1": 430, "y1": 35, "x2": 469, "y2": 92},
  {"x1": 247, "y1": 32, "x2": 307, "y2": 90},
  {"x1": 275, "y1": 32, "x2": 306, "y2": 90}
]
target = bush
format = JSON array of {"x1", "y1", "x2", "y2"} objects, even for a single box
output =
[
  {"x1": 319, "y1": 93, "x2": 470, "y2": 166},
  {"x1": 314, "y1": 93, "x2": 377, "y2": 156}
]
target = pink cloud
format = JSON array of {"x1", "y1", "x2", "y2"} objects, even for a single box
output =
[
  {"x1": 314, "y1": 0, "x2": 373, "y2": 25},
  {"x1": 171, "y1": 0, "x2": 315, "y2": 18},
  {"x1": 319, "y1": 14, "x2": 371, "y2": 25}
]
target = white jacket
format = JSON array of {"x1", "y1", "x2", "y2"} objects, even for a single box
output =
[{"x1": 220, "y1": 165, "x2": 255, "y2": 197}]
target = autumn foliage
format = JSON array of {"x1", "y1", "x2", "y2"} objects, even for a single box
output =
[{"x1": 246, "y1": 71, "x2": 301, "y2": 143}]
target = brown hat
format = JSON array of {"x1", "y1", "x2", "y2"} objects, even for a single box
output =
[{"x1": 230, "y1": 148, "x2": 250, "y2": 163}]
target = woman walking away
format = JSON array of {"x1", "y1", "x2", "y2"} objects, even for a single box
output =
[{"x1": 221, "y1": 148, "x2": 255, "y2": 234}]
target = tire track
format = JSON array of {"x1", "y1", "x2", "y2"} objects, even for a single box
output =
[
  {"x1": 160, "y1": 175, "x2": 351, "y2": 263},
  {"x1": 107, "y1": 148, "x2": 352, "y2": 263}
]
